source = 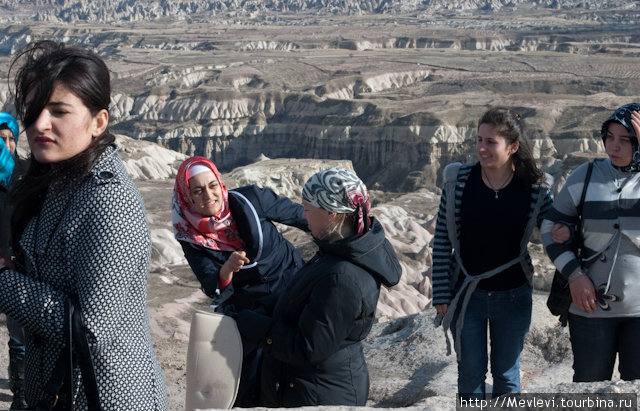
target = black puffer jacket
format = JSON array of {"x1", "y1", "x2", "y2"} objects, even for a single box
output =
[{"x1": 236, "y1": 217, "x2": 401, "y2": 407}]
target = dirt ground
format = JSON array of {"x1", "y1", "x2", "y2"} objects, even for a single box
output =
[{"x1": 0, "y1": 316, "x2": 14, "y2": 409}]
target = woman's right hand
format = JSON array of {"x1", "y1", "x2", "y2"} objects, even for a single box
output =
[
  {"x1": 435, "y1": 304, "x2": 448, "y2": 316},
  {"x1": 220, "y1": 251, "x2": 250, "y2": 283},
  {"x1": 569, "y1": 274, "x2": 597, "y2": 313},
  {"x1": 551, "y1": 223, "x2": 571, "y2": 244}
]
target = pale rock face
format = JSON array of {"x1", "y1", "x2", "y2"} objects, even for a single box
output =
[
  {"x1": 150, "y1": 228, "x2": 188, "y2": 271},
  {"x1": 322, "y1": 69, "x2": 431, "y2": 99},
  {"x1": 13, "y1": 0, "x2": 632, "y2": 24},
  {"x1": 0, "y1": 14, "x2": 630, "y2": 196},
  {"x1": 224, "y1": 157, "x2": 354, "y2": 199},
  {"x1": 372, "y1": 205, "x2": 433, "y2": 320},
  {"x1": 115, "y1": 134, "x2": 187, "y2": 180}
]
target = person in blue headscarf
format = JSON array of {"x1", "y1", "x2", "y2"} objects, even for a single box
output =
[
  {"x1": 0, "y1": 112, "x2": 19, "y2": 186},
  {"x1": 0, "y1": 111, "x2": 28, "y2": 410}
]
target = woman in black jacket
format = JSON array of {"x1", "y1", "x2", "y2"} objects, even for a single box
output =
[
  {"x1": 235, "y1": 167, "x2": 402, "y2": 407},
  {"x1": 172, "y1": 155, "x2": 307, "y2": 406}
]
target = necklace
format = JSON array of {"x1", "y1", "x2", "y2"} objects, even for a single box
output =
[{"x1": 482, "y1": 167, "x2": 514, "y2": 199}]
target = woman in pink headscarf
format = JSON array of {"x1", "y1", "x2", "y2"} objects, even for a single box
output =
[{"x1": 172, "y1": 156, "x2": 307, "y2": 406}]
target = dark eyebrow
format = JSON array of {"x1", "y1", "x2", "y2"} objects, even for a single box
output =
[
  {"x1": 47, "y1": 101, "x2": 74, "y2": 108},
  {"x1": 607, "y1": 130, "x2": 632, "y2": 137}
]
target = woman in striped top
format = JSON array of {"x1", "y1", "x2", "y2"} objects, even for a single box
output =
[
  {"x1": 542, "y1": 103, "x2": 640, "y2": 382},
  {"x1": 432, "y1": 107, "x2": 552, "y2": 399}
]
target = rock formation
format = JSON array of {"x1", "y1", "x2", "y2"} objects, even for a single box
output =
[
  {"x1": 0, "y1": 2, "x2": 637, "y2": 193},
  {"x1": 0, "y1": 0, "x2": 637, "y2": 23}
]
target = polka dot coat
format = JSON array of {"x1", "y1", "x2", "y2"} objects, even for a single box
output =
[{"x1": 0, "y1": 146, "x2": 168, "y2": 410}]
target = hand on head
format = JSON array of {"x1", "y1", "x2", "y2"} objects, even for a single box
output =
[{"x1": 631, "y1": 110, "x2": 640, "y2": 147}]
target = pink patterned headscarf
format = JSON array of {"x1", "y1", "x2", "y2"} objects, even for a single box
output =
[
  {"x1": 302, "y1": 167, "x2": 371, "y2": 235},
  {"x1": 172, "y1": 156, "x2": 244, "y2": 251}
]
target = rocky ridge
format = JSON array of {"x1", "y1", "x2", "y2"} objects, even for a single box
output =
[
  {"x1": 0, "y1": 3, "x2": 638, "y2": 193},
  {"x1": 0, "y1": 0, "x2": 637, "y2": 23}
]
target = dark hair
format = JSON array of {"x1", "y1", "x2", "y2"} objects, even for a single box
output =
[
  {"x1": 477, "y1": 107, "x2": 543, "y2": 186},
  {"x1": 9, "y1": 41, "x2": 115, "y2": 252}
]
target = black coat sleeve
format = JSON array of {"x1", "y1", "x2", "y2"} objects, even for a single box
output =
[
  {"x1": 245, "y1": 186, "x2": 308, "y2": 231},
  {"x1": 180, "y1": 241, "x2": 225, "y2": 298}
]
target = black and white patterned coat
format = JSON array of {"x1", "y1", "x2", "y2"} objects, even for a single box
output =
[{"x1": 0, "y1": 145, "x2": 168, "y2": 410}]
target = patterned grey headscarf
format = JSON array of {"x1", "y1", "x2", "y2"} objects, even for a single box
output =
[
  {"x1": 601, "y1": 103, "x2": 640, "y2": 172},
  {"x1": 302, "y1": 167, "x2": 371, "y2": 234}
]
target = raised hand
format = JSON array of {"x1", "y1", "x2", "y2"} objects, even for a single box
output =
[
  {"x1": 631, "y1": 110, "x2": 640, "y2": 147},
  {"x1": 219, "y1": 251, "x2": 251, "y2": 284}
]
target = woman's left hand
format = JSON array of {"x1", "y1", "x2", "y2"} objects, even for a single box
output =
[
  {"x1": 569, "y1": 274, "x2": 597, "y2": 313},
  {"x1": 631, "y1": 110, "x2": 640, "y2": 147},
  {"x1": 225, "y1": 251, "x2": 250, "y2": 273}
]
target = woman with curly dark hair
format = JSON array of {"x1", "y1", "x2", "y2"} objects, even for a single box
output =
[{"x1": 432, "y1": 107, "x2": 552, "y2": 399}]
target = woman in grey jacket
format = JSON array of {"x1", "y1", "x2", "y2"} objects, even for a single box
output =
[
  {"x1": 0, "y1": 41, "x2": 168, "y2": 410},
  {"x1": 542, "y1": 103, "x2": 640, "y2": 382}
]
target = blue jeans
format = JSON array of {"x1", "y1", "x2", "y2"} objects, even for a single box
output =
[
  {"x1": 6, "y1": 316, "x2": 24, "y2": 362},
  {"x1": 568, "y1": 313, "x2": 640, "y2": 382},
  {"x1": 452, "y1": 283, "x2": 532, "y2": 398}
]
